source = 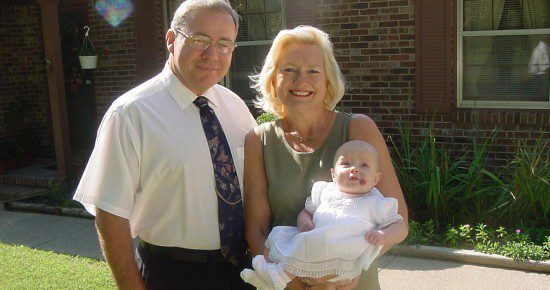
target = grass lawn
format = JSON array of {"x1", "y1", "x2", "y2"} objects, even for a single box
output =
[{"x1": 0, "y1": 243, "x2": 115, "y2": 289}]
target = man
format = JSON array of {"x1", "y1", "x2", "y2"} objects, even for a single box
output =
[{"x1": 73, "y1": 1, "x2": 256, "y2": 289}]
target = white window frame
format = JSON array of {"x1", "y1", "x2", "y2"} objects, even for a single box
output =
[{"x1": 457, "y1": 0, "x2": 550, "y2": 109}]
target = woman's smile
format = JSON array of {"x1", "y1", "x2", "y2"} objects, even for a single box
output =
[{"x1": 289, "y1": 90, "x2": 313, "y2": 97}]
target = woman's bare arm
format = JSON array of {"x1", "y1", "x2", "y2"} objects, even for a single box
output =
[
  {"x1": 349, "y1": 114, "x2": 409, "y2": 253},
  {"x1": 243, "y1": 128, "x2": 273, "y2": 256}
]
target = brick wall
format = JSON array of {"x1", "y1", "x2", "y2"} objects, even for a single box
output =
[
  {"x1": 88, "y1": 1, "x2": 138, "y2": 118},
  {"x1": 87, "y1": 0, "x2": 166, "y2": 118},
  {"x1": 318, "y1": 0, "x2": 549, "y2": 165},
  {"x1": 0, "y1": 3, "x2": 53, "y2": 160}
]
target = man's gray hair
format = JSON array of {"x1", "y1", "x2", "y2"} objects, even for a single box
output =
[{"x1": 170, "y1": 0, "x2": 239, "y2": 31}]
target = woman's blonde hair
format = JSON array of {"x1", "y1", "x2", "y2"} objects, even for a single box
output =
[{"x1": 251, "y1": 25, "x2": 345, "y2": 117}]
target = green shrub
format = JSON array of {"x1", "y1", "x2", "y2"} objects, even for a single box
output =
[
  {"x1": 499, "y1": 136, "x2": 549, "y2": 227},
  {"x1": 388, "y1": 117, "x2": 505, "y2": 228},
  {"x1": 78, "y1": 40, "x2": 99, "y2": 56},
  {"x1": 502, "y1": 241, "x2": 549, "y2": 261},
  {"x1": 256, "y1": 112, "x2": 278, "y2": 124},
  {"x1": 388, "y1": 114, "x2": 550, "y2": 229},
  {"x1": 42, "y1": 177, "x2": 81, "y2": 207},
  {"x1": 407, "y1": 221, "x2": 550, "y2": 261},
  {"x1": 404, "y1": 220, "x2": 438, "y2": 246},
  {"x1": 444, "y1": 224, "x2": 474, "y2": 248},
  {"x1": 455, "y1": 130, "x2": 506, "y2": 224},
  {"x1": 522, "y1": 227, "x2": 550, "y2": 245}
]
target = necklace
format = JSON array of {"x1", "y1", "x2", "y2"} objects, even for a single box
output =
[
  {"x1": 285, "y1": 112, "x2": 333, "y2": 144},
  {"x1": 290, "y1": 131, "x2": 312, "y2": 143}
]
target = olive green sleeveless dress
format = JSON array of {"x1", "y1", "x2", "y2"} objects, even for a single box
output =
[{"x1": 257, "y1": 112, "x2": 380, "y2": 290}]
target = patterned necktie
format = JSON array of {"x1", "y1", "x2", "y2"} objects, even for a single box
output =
[{"x1": 193, "y1": 96, "x2": 245, "y2": 266}]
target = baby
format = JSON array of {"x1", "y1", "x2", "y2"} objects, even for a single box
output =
[{"x1": 241, "y1": 140, "x2": 405, "y2": 289}]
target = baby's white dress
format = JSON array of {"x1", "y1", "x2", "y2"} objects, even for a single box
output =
[{"x1": 265, "y1": 181, "x2": 403, "y2": 280}]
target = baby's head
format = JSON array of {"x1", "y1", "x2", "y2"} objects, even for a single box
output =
[{"x1": 331, "y1": 140, "x2": 382, "y2": 195}]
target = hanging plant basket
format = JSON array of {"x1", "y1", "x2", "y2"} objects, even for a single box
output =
[
  {"x1": 78, "y1": 26, "x2": 99, "y2": 69},
  {"x1": 78, "y1": 55, "x2": 98, "y2": 69}
]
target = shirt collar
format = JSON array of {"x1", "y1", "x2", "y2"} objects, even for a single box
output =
[{"x1": 159, "y1": 61, "x2": 220, "y2": 110}]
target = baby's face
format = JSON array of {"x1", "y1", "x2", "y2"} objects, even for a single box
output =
[{"x1": 331, "y1": 145, "x2": 381, "y2": 195}]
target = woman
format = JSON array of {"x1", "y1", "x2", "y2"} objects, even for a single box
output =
[{"x1": 244, "y1": 26, "x2": 408, "y2": 290}]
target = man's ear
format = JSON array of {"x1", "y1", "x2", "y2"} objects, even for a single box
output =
[{"x1": 166, "y1": 29, "x2": 176, "y2": 54}]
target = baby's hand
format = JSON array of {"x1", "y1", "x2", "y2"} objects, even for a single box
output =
[
  {"x1": 297, "y1": 219, "x2": 315, "y2": 232},
  {"x1": 365, "y1": 230, "x2": 387, "y2": 245}
]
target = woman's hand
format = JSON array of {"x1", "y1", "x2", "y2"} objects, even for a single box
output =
[
  {"x1": 334, "y1": 276, "x2": 360, "y2": 289},
  {"x1": 307, "y1": 276, "x2": 359, "y2": 290},
  {"x1": 365, "y1": 230, "x2": 387, "y2": 246}
]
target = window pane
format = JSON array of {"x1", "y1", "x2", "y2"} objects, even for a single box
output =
[
  {"x1": 230, "y1": 1, "x2": 283, "y2": 103},
  {"x1": 229, "y1": 45, "x2": 271, "y2": 101},
  {"x1": 463, "y1": 34, "x2": 549, "y2": 102},
  {"x1": 464, "y1": 0, "x2": 550, "y2": 31},
  {"x1": 247, "y1": 0, "x2": 265, "y2": 13},
  {"x1": 233, "y1": 0, "x2": 247, "y2": 13},
  {"x1": 247, "y1": 14, "x2": 267, "y2": 40},
  {"x1": 236, "y1": 1, "x2": 282, "y2": 42},
  {"x1": 169, "y1": 0, "x2": 184, "y2": 23},
  {"x1": 265, "y1": 0, "x2": 282, "y2": 13},
  {"x1": 266, "y1": 12, "x2": 283, "y2": 39}
]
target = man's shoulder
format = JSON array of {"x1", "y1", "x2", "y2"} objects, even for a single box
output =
[
  {"x1": 212, "y1": 83, "x2": 238, "y2": 96},
  {"x1": 212, "y1": 84, "x2": 250, "y2": 107},
  {"x1": 110, "y1": 74, "x2": 165, "y2": 112},
  {"x1": 211, "y1": 85, "x2": 255, "y2": 121}
]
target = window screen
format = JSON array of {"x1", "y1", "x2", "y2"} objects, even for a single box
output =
[{"x1": 460, "y1": 0, "x2": 550, "y2": 107}]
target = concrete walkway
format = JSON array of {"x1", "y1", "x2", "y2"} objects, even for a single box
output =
[{"x1": 1, "y1": 204, "x2": 548, "y2": 289}]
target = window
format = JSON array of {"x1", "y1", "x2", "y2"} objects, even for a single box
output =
[
  {"x1": 458, "y1": 0, "x2": 550, "y2": 109},
  {"x1": 229, "y1": 0, "x2": 284, "y2": 104}
]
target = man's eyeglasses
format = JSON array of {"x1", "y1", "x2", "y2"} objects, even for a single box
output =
[{"x1": 174, "y1": 28, "x2": 236, "y2": 55}]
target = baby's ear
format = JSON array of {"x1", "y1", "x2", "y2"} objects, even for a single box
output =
[
  {"x1": 374, "y1": 172, "x2": 382, "y2": 184},
  {"x1": 330, "y1": 168, "x2": 336, "y2": 180}
]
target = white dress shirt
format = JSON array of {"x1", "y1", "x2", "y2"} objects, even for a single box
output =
[{"x1": 73, "y1": 63, "x2": 256, "y2": 250}]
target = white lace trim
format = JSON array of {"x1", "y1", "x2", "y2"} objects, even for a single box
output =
[
  {"x1": 268, "y1": 244, "x2": 382, "y2": 280},
  {"x1": 266, "y1": 263, "x2": 291, "y2": 290},
  {"x1": 304, "y1": 196, "x2": 317, "y2": 213}
]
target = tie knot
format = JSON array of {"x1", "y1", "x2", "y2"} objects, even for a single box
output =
[{"x1": 193, "y1": 96, "x2": 209, "y2": 108}]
